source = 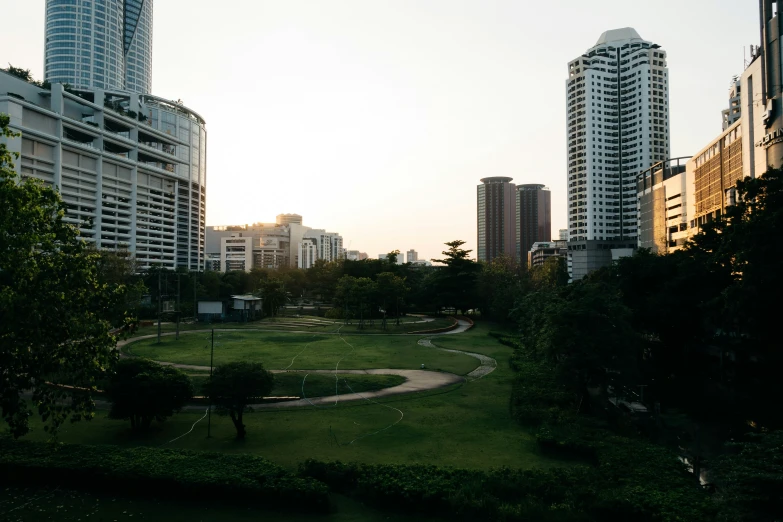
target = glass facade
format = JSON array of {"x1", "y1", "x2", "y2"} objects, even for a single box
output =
[{"x1": 45, "y1": 0, "x2": 152, "y2": 93}]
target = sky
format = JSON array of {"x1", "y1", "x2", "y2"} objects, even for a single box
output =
[{"x1": 0, "y1": 0, "x2": 761, "y2": 261}]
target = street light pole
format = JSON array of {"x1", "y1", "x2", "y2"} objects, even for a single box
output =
[
  {"x1": 207, "y1": 328, "x2": 214, "y2": 438},
  {"x1": 157, "y1": 270, "x2": 162, "y2": 344},
  {"x1": 176, "y1": 273, "x2": 181, "y2": 341}
]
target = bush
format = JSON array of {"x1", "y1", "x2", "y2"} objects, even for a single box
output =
[
  {"x1": 0, "y1": 439, "x2": 329, "y2": 512},
  {"x1": 105, "y1": 358, "x2": 193, "y2": 430},
  {"x1": 299, "y1": 460, "x2": 594, "y2": 521}
]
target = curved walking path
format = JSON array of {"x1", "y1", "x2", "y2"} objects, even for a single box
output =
[{"x1": 118, "y1": 318, "x2": 492, "y2": 409}]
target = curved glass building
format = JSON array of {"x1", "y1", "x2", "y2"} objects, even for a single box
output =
[{"x1": 44, "y1": 0, "x2": 153, "y2": 93}]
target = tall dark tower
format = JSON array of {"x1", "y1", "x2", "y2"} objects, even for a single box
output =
[
  {"x1": 515, "y1": 184, "x2": 552, "y2": 260},
  {"x1": 477, "y1": 177, "x2": 517, "y2": 262},
  {"x1": 760, "y1": 0, "x2": 783, "y2": 167}
]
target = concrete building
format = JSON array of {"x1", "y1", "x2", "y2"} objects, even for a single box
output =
[
  {"x1": 528, "y1": 240, "x2": 568, "y2": 268},
  {"x1": 406, "y1": 249, "x2": 418, "y2": 263},
  {"x1": 298, "y1": 237, "x2": 318, "y2": 269},
  {"x1": 276, "y1": 213, "x2": 302, "y2": 226},
  {"x1": 205, "y1": 220, "x2": 345, "y2": 271},
  {"x1": 378, "y1": 253, "x2": 404, "y2": 265},
  {"x1": 477, "y1": 177, "x2": 516, "y2": 262},
  {"x1": 558, "y1": 229, "x2": 569, "y2": 241},
  {"x1": 45, "y1": 0, "x2": 153, "y2": 94},
  {"x1": 515, "y1": 184, "x2": 551, "y2": 259},
  {"x1": 567, "y1": 240, "x2": 637, "y2": 281},
  {"x1": 0, "y1": 70, "x2": 207, "y2": 270},
  {"x1": 722, "y1": 76, "x2": 742, "y2": 130},
  {"x1": 637, "y1": 157, "x2": 692, "y2": 253},
  {"x1": 758, "y1": 0, "x2": 783, "y2": 170},
  {"x1": 566, "y1": 28, "x2": 669, "y2": 279}
]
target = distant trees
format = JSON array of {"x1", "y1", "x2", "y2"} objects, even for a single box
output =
[
  {"x1": 204, "y1": 362, "x2": 274, "y2": 439},
  {"x1": 0, "y1": 114, "x2": 129, "y2": 438},
  {"x1": 105, "y1": 359, "x2": 193, "y2": 431},
  {"x1": 259, "y1": 278, "x2": 287, "y2": 318}
]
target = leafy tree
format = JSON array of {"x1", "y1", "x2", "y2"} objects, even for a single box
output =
[
  {"x1": 477, "y1": 254, "x2": 527, "y2": 322},
  {"x1": 4, "y1": 64, "x2": 33, "y2": 83},
  {"x1": 259, "y1": 277, "x2": 287, "y2": 317},
  {"x1": 334, "y1": 275, "x2": 377, "y2": 328},
  {"x1": 430, "y1": 240, "x2": 481, "y2": 314},
  {"x1": 94, "y1": 247, "x2": 147, "y2": 325},
  {"x1": 375, "y1": 272, "x2": 408, "y2": 328},
  {"x1": 105, "y1": 359, "x2": 193, "y2": 430},
  {"x1": 203, "y1": 362, "x2": 274, "y2": 439},
  {"x1": 527, "y1": 278, "x2": 639, "y2": 409},
  {"x1": 0, "y1": 114, "x2": 127, "y2": 438}
]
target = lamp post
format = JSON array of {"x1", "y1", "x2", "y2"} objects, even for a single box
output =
[{"x1": 207, "y1": 328, "x2": 214, "y2": 438}]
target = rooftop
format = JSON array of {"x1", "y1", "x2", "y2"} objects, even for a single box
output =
[{"x1": 595, "y1": 27, "x2": 642, "y2": 45}]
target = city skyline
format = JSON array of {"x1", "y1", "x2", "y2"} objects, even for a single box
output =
[{"x1": 1, "y1": 0, "x2": 759, "y2": 261}]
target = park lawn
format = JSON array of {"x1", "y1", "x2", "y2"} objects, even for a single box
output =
[
  {"x1": 185, "y1": 372, "x2": 406, "y2": 398},
  {"x1": 0, "y1": 487, "x2": 440, "y2": 522},
  {"x1": 124, "y1": 316, "x2": 454, "y2": 340},
  {"x1": 125, "y1": 332, "x2": 479, "y2": 375},
  {"x1": 25, "y1": 324, "x2": 565, "y2": 472}
]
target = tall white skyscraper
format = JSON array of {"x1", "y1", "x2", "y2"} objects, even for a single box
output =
[
  {"x1": 566, "y1": 28, "x2": 670, "y2": 243},
  {"x1": 45, "y1": 0, "x2": 153, "y2": 93}
]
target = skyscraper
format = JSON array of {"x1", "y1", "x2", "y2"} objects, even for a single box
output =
[
  {"x1": 45, "y1": 0, "x2": 153, "y2": 93},
  {"x1": 566, "y1": 28, "x2": 670, "y2": 243},
  {"x1": 515, "y1": 184, "x2": 551, "y2": 260},
  {"x1": 477, "y1": 177, "x2": 516, "y2": 262}
]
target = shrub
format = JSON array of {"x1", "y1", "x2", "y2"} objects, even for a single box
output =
[{"x1": 0, "y1": 439, "x2": 329, "y2": 512}]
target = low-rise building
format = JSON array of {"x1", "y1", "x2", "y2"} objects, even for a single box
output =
[
  {"x1": 567, "y1": 240, "x2": 637, "y2": 282},
  {"x1": 528, "y1": 240, "x2": 567, "y2": 268},
  {"x1": 637, "y1": 157, "x2": 692, "y2": 253}
]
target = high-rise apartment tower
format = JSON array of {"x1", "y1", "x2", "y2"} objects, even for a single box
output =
[
  {"x1": 515, "y1": 184, "x2": 551, "y2": 259},
  {"x1": 566, "y1": 28, "x2": 670, "y2": 243},
  {"x1": 477, "y1": 177, "x2": 516, "y2": 262},
  {"x1": 45, "y1": 0, "x2": 153, "y2": 93}
]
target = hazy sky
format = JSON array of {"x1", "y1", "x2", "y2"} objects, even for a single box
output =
[{"x1": 1, "y1": 0, "x2": 760, "y2": 260}]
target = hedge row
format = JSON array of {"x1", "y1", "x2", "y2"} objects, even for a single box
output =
[
  {"x1": 299, "y1": 459, "x2": 594, "y2": 522},
  {"x1": 0, "y1": 439, "x2": 329, "y2": 513}
]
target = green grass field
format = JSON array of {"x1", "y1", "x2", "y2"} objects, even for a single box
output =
[
  {"x1": 25, "y1": 324, "x2": 565, "y2": 472},
  {"x1": 185, "y1": 371, "x2": 406, "y2": 398},
  {"x1": 0, "y1": 487, "x2": 440, "y2": 522},
  {"x1": 126, "y1": 331, "x2": 479, "y2": 375}
]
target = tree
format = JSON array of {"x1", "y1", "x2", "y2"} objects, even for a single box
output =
[
  {"x1": 4, "y1": 64, "x2": 33, "y2": 83},
  {"x1": 203, "y1": 362, "x2": 274, "y2": 439},
  {"x1": 430, "y1": 240, "x2": 481, "y2": 314},
  {"x1": 0, "y1": 114, "x2": 128, "y2": 438},
  {"x1": 259, "y1": 277, "x2": 287, "y2": 318},
  {"x1": 105, "y1": 359, "x2": 193, "y2": 430},
  {"x1": 477, "y1": 254, "x2": 528, "y2": 322},
  {"x1": 375, "y1": 272, "x2": 408, "y2": 328}
]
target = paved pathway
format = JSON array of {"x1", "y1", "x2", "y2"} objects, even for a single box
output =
[{"x1": 118, "y1": 318, "x2": 493, "y2": 409}]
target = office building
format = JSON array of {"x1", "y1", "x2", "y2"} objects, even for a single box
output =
[
  {"x1": 1, "y1": 71, "x2": 207, "y2": 270},
  {"x1": 515, "y1": 184, "x2": 551, "y2": 260},
  {"x1": 45, "y1": 0, "x2": 153, "y2": 93},
  {"x1": 528, "y1": 240, "x2": 568, "y2": 268},
  {"x1": 406, "y1": 249, "x2": 418, "y2": 263},
  {"x1": 637, "y1": 157, "x2": 691, "y2": 253},
  {"x1": 378, "y1": 253, "x2": 404, "y2": 265},
  {"x1": 722, "y1": 76, "x2": 742, "y2": 130},
  {"x1": 276, "y1": 213, "x2": 302, "y2": 226},
  {"x1": 566, "y1": 28, "x2": 669, "y2": 244},
  {"x1": 206, "y1": 219, "x2": 345, "y2": 271},
  {"x1": 477, "y1": 177, "x2": 516, "y2": 262},
  {"x1": 759, "y1": 1, "x2": 783, "y2": 169},
  {"x1": 558, "y1": 229, "x2": 569, "y2": 241}
]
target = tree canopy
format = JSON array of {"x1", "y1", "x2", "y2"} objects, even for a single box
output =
[
  {"x1": 203, "y1": 362, "x2": 274, "y2": 439},
  {"x1": 0, "y1": 114, "x2": 128, "y2": 437}
]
